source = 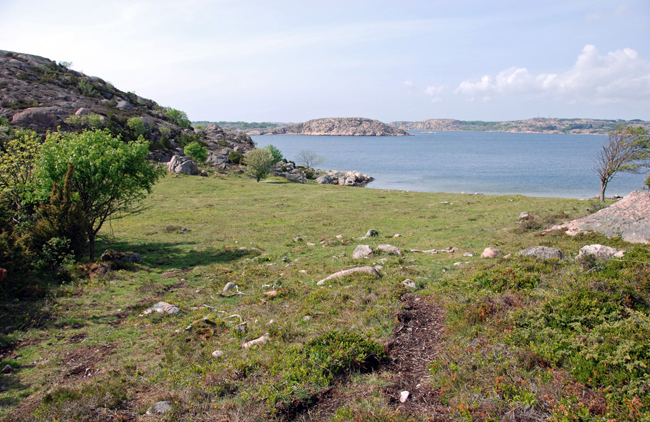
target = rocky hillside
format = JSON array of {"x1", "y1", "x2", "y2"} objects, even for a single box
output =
[
  {"x1": 0, "y1": 50, "x2": 254, "y2": 166},
  {"x1": 391, "y1": 117, "x2": 650, "y2": 135},
  {"x1": 251, "y1": 117, "x2": 412, "y2": 136}
]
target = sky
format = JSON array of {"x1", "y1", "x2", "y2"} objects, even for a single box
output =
[{"x1": 1, "y1": 0, "x2": 649, "y2": 123}]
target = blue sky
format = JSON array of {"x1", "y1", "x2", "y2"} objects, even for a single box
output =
[{"x1": 1, "y1": 0, "x2": 649, "y2": 122}]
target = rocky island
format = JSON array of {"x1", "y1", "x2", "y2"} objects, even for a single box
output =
[
  {"x1": 250, "y1": 117, "x2": 412, "y2": 136},
  {"x1": 390, "y1": 117, "x2": 650, "y2": 135}
]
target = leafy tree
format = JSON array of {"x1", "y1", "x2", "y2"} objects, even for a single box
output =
[
  {"x1": 266, "y1": 144, "x2": 284, "y2": 165},
  {"x1": 37, "y1": 130, "x2": 165, "y2": 260},
  {"x1": 162, "y1": 107, "x2": 192, "y2": 129},
  {"x1": 184, "y1": 141, "x2": 208, "y2": 163},
  {"x1": 297, "y1": 149, "x2": 325, "y2": 168},
  {"x1": 244, "y1": 148, "x2": 274, "y2": 182},
  {"x1": 0, "y1": 131, "x2": 42, "y2": 224},
  {"x1": 32, "y1": 163, "x2": 88, "y2": 260},
  {"x1": 594, "y1": 126, "x2": 650, "y2": 202}
]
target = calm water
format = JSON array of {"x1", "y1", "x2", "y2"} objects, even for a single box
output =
[{"x1": 252, "y1": 131, "x2": 646, "y2": 198}]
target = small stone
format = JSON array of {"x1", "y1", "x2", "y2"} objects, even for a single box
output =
[
  {"x1": 353, "y1": 245, "x2": 374, "y2": 259},
  {"x1": 393, "y1": 234, "x2": 401, "y2": 238},
  {"x1": 402, "y1": 279, "x2": 416, "y2": 289},
  {"x1": 365, "y1": 229, "x2": 379, "y2": 237},
  {"x1": 519, "y1": 212, "x2": 530, "y2": 220},
  {"x1": 302, "y1": 315, "x2": 312, "y2": 321},
  {"x1": 453, "y1": 262, "x2": 465, "y2": 266},
  {"x1": 242, "y1": 333, "x2": 270, "y2": 349},
  {"x1": 576, "y1": 244, "x2": 622, "y2": 260},
  {"x1": 143, "y1": 301, "x2": 180, "y2": 315},
  {"x1": 264, "y1": 290, "x2": 278, "y2": 297},
  {"x1": 463, "y1": 252, "x2": 473, "y2": 257},
  {"x1": 147, "y1": 401, "x2": 173, "y2": 415},
  {"x1": 222, "y1": 282, "x2": 237, "y2": 296},
  {"x1": 294, "y1": 236, "x2": 302, "y2": 242},
  {"x1": 211, "y1": 350, "x2": 224, "y2": 359},
  {"x1": 235, "y1": 322, "x2": 247, "y2": 333},
  {"x1": 377, "y1": 244, "x2": 402, "y2": 256},
  {"x1": 481, "y1": 247, "x2": 502, "y2": 258},
  {"x1": 399, "y1": 391, "x2": 410, "y2": 403},
  {"x1": 307, "y1": 242, "x2": 315, "y2": 247},
  {"x1": 336, "y1": 235, "x2": 344, "y2": 239},
  {"x1": 2, "y1": 364, "x2": 12, "y2": 374}
]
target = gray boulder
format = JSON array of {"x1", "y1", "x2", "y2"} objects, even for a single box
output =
[
  {"x1": 11, "y1": 106, "x2": 68, "y2": 130},
  {"x1": 116, "y1": 100, "x2": 133, "y2": 111},
  {"x1": 167, "y1": 155, "x2": 199, "y2": 175},
  {"x1": 377, "y1": 244, "x2": 402, "y2": 256},
  {"x1": 143, "y1": 302, "x2": 180, "y2": 315},
  {"x1": 353, "y1": 245, "x2": 373, "y2": 259},
  {"x1": 146, "y1": 401, "x2": 173, "y2": 415},
  {"x1": 520, "y1": 246, "x2": 564, "y2": 260}
]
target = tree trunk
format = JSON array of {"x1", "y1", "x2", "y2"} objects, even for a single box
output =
[
  {"x1": 600, "y1": 182, "x2": 607, "y2": 202},
  {"x1": 89, "y1": 231, "x2": 96, "y2": 261}
]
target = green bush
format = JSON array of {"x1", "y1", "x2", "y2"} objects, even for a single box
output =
[
  {"x1": 77, "y1": 79, "x2": 98, "y2": 97},
  {"x1": 184, "y1": 141, "x2": 208, "y2": 163},
  {"x1": 126, "y1": 117, "x2": 146, "y2": 136},
  {"x1": 161, "y1": 106, "x2": 192, "y2": 129},
  {"x1": 258, "y1": 330, "x2": 383, "y2": 412},
  {"x1": 244, "y1": 148, "x2": 274, "y2": 182},
  {"x1": 229, "y1": 151, "x2": 243, "y2": 164},
  {"x1": 265, "y1": 144, "x2": 284, "y2": 165},
  {"x1": 64, "y1": 114, "x2": 105, "y2": 130},
  {"x1": 473, "y1": 267, "x2": 540, "y2": 292}
]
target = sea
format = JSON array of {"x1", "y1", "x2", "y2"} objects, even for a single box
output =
[{"x1": 252, "y1": 130, "x2": 647, "y2": 199}]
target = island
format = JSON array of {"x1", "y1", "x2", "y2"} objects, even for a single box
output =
[{"x1": 248, "y1": 117, "x2": 412, "y2": 136}]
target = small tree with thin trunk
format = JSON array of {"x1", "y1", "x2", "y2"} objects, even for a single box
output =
[
  {"x1": 244, "y1": 148, "x2": 274, "y2": 182},
  {"x1": 594, "y1": 126, "x2": 649, "y2": 202},
  {"x1": 297, "y1": 149, "x2": 324, "y2": 168},
  {"x1": 38, "y1": 129, "x2": 165, "y2": 260}
]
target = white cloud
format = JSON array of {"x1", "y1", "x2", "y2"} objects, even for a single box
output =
[
  {"x1": 456, "y1": 45, "x2": 650, "y2": 104},
  {"x1": 423, "y1": 84, "x2": 447, "y2": 103}
]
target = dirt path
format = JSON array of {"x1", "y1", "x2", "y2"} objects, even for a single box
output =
[{"x1": 383, "y1": 293, "x2": 448, "y2": 419}]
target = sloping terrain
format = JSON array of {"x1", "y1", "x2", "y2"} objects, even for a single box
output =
[{"x1": 0, "y1": 50, "x2": 254, "y2": 166}]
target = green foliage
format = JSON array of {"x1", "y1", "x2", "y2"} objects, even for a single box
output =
[
  {"x1": 64, "y1": 113, "x2": 105, "y2": 130},
  {"x1": 184, "y1": 141, "x2": 208, "y2": 163},
  {"x1": 228, "y1": 150, "x2": 243, "y2": 164},
  {"x1": 0, "y1": 131, "x2": 42, "y2": 223},
  {"x1": 473, "y1": 267, "x2": 540, "y2": 292},
  {"x1": 510, "y1": 247, "x2": 650, "y2": 414},
  {"x1": 31, "y1": 164, "x2": 88, "y2": 260},
  {"x1": 37, "y1": 130, "x2": 165, "y2": 259},
  {"x1": 126, "y1": 117, "x2": 146, "y2": 136},
  {"x1": 161, "y1": 106, "x2": 192, "y2": 129},
  {"x1": 9, "y1": 99, "x2": 38, "y2": 110},
  {"x1": 178, "y1": 132, "x2": 201, "y2": 148},
  {"x1": 259, "y1": 330, "x2": 383, "y2": 411},
  {"x1": 265, "y1": 144, "x2": 284, "y2": 165},
  {"x1": 244, "y1": 148, "x2": 274, "y2": 182},
  {"x1": 77, "y1": 78, "x2": 99, "y2": 97}
]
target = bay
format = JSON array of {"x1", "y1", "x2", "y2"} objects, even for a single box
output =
[{"x1": 252, "y1": 130, "x2": 647, "y2": 199}]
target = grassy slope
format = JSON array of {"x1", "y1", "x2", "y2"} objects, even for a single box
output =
[{"x1": 1, "y1": 174, "x2": 643, "y2": 421}]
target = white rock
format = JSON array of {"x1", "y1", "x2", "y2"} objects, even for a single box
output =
[
  {"x1": 147, "y1": 401, "x2": 173, "y2": 415},
  {"x1": 402, "y1": 279, "x2": 416, "y2": 289},
  {"x1": 481, "y1": 247, "x2": 502, "y2": 258},
  {"x1": 222, "y1": 282, "x2": 237, "y2": 296},
  {"x1": 143, "y1": 301, "x2": 179, "y2": 315},
  {"x1": 211, "y1": 350, "x2": 224, "y2": 359},
  {"x1": 399, "y1": 391, "x2": 410, "y2": 403},
  {"x1": 242, "y1": 333, "x2": 270, "y2": 349},
  {"x1": 577, "y1": 244, "x2": 622, "y2": 260}
]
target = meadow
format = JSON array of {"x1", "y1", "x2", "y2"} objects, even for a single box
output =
[{"x1": 1, "y1": 173, "x2": 647, "y2": 421}]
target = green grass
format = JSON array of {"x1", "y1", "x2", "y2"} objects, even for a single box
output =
[{"x1": 2, "y1": 173, "x2": 646, "y2": 421}]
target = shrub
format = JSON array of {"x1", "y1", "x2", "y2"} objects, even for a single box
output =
[
  {"x1": 265, "y1": 145, "x2": 284, "y2": 165},
  {"x1": 473, "y1": 267, "x2": 540, "y2": 292},
  {"x1": 77, "y1": 78, "x2": 98, "y2": 97},
  {"x1": 244, "y1": 148, "x2": 274, "y2": 182},
  {"x1": 259, "y1": 330, "x2": 383, "y2": 412},
  {"x1": 161, "y1": 107, "x2": 192, "y2": 129},
  {"x1": 126, "y1": 117, "x2": 146, "y2": 136},
  {"x1": 64, "y1": 114, "x2": 105, "y2": 130},
  {"x1": 229, "y1": 151, "x2": 243, "y2": 164},
  {"x1": 184, "y1": 141, "x2": 208, "y2": 163}
]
